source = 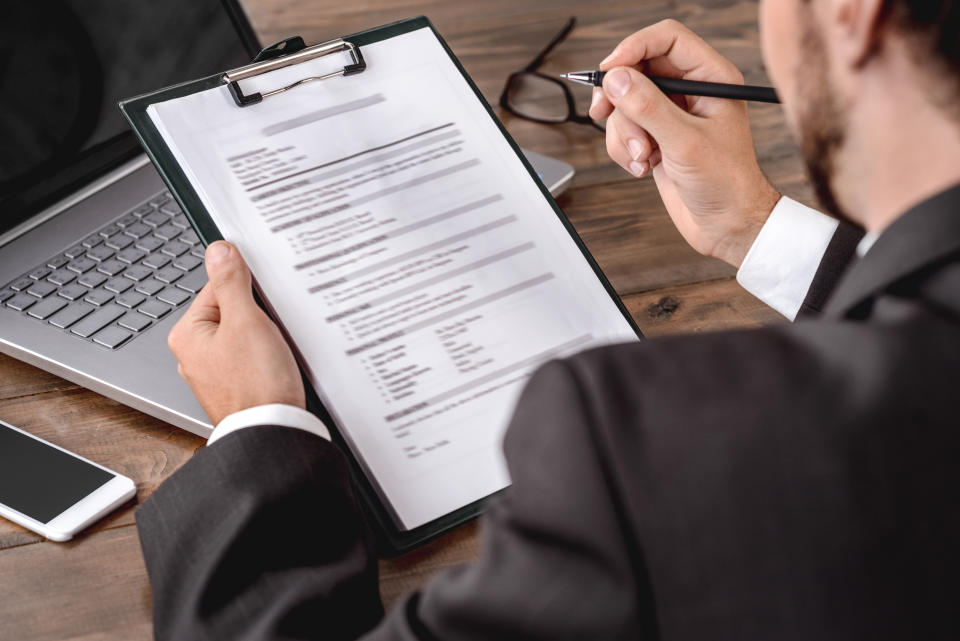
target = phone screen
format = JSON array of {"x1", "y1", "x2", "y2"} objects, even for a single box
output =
[{"x1": 0, "y1": 426, "x2": 114, "y2": 524}]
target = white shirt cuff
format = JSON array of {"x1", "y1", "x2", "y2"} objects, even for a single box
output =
[
  {"x1": 736, "y1": 196, "x2": 839, "y2": 321},
  {"x1": 207, "y1": 404, "x2": 331, "y2": 445}
]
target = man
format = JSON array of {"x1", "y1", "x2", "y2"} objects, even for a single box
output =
[{"x1": 138, "y1": 0, "x2": 960, "y2": 639}]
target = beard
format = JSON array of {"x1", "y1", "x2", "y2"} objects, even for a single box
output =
[{"x1": 795, "y1": 10, "x2": 856, "y2": 225}]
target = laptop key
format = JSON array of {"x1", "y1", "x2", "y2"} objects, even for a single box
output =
[
  {"x1": 171, "y1": 214, "x2": 191, "y2": 229},
  {"x1": 161, "y1": 240, "x2": 190, "y2": 257},
  {"x1": 117, "y1": 214, "x2": 139, "y2": 227},
  {"x1": 86, "y1": 245, "x2": 116, "y2": 262},
  {"x1": 149, "y1": 193, "x2": 171, "y2": 208},
  {"x1": 6, "y1": 294, "x2": 36, "y2": 311},
  {"x1": 138, "y1": 299, "x2": 173, "y2": 319},
  {"x1": 190, "y1": 246, "x2": 206, "y2": 258},
  {"x1": 124, "y1": 222, "x2": 152, "y2": 239},
  {"x1": 27, "y1": 297, "x2": 68, "y2": 320},
  {"x1": 92, "y1": 325, "x2": 134, "y2": 349},
  {"x1": 160, "y1": 202, "x2": 182, "y2": 216},
  {"x1": 116, "y1": 248, "x2": 146, "y2": 264},
  {"x1": 178, "y1": 230, "x2": 201, "y2": 245},
  {"x1": 142, "y1": 253, "x2": 171, "y2": 269},
  {"x1": 64, "y1": 245, "x2": 87, "y2": 259},
  {"x1": 104, "y1": 277, "x2": 134, "y2": 294},
  {"x1": 173, "y1": 255, "x2": 202, "y2": 272},
  {"x1": 116, "y1": 292, "x2": 146, "y2": 309},
  {"x1": 99, "y1": 224, "x2": 121, "y2": 238},
  {"x1": 58, "y1": 284, "x2": 89, "y2": 301},
  {"x1": 47, "y1": 256, "x2": 68, "y2": 269},
  {"x1": 29, "y1": 266, "x2": 51, "y2": 280},
  {"x1": 67, "y1": 257, "x2": 97, "y2": 274},
  {"x1": 122, "y1": 265, "x2": 153, "y2": 282},
  {"x1": 77, "y1": 271, "x2": 107, "y2": 288},
  {"x1": 97, "y1": 259, "x2": 127, "y2": 276},
  {"x1": 134, "y1": 279, "x2": 165, "y2": 296},
  {"x1": 155, "y1": 266, "x2": 183, "y2": 284},
  {"x1": 157, "y1": 287, "x2": 190, "y2": 306},
  {"x1": 143, "y1": 211, "x2": 169, "y2": 227},
  {"x1": 0, "y1": 290, "x2": 13, "y2": 304},
  {"x1": 10, "y1": 277, "x2": 34, "y2": 291},
  {"x1": 26, "y1": 281, "x2": 57, "y2": 298},
  {"x1": 154, "y1": 224, "x2": 181, "y2": 241},
  {"x1": 106, "y1": 234, "x2": 135, "y2": 250},
  {"x1": 70, "y1": 304, "x2": 126, "y2": 338},
  {"x1": 82, "y1": 234, "x2": 103, "y2": 248},
  {"x1": 118, "y1": 311, "x2": 152, "y2": 332},
  {"x1": 135, "y1": 236, "x2": 164, "y2": 252},
  {"x1": 84, "y1": 289, "x2": 115, "y2": 307},
  {"x1": 175, "y1": 266, "x2": 208, "y2": 293},
  {"x1": 132, "y1": 204, "x2": 154, "y2": 217},
  {"x1": 48, "y1": 302, "x2": 95, "y2": 328},
  {"x1": 48, "y1": 269, "x2": 77, "y2": 286}
]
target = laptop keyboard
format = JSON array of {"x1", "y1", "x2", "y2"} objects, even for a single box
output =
[{"x1": 0, "y1": 190, "x2": 207, "y2": 350}]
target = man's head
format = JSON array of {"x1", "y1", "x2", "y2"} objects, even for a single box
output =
[{"x1": 760, "y1": 0, "x2": 960, "y2": 227}]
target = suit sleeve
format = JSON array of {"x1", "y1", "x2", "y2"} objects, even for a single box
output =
[
  {"x1": 796, "y1": 220, "x2": 865, "y2": 316},
  {"x1": 136, "y1": 426, "x2": 383, "y2": 641}
]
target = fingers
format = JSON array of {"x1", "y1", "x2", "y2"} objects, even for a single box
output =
[
  {"x1": 601, "y1": 67, "x2": 693, "y2": 150},
  {"x1": 592, "y1": 20, "x2": 744, "y2": 123},
  {"x1": 168, "y1": 274, "x2": 219, "y2": 359},
  {"x1": 204, "y1": 241, "x2": 258, "y2": 322},
  {"x1": 599, "y1": 19, "x2": 743, "y2": 85},
  {"x1": 589, "y1": 87, "x2": 614, "y2": 121},
  {"x1": 606, "y1": 110, "x2": 655, "y2": 178},
  {"x1": 182, "y1": 281, "x2": 220, "y2": 325},
  {"x1": 169, "y1": 241, "x2": 258, "y2": 359}
]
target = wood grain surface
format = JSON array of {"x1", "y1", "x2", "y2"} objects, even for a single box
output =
[{"x1": 0, "y1": 1, "x2": 806, "y2": 638}]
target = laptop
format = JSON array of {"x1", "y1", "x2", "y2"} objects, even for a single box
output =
[{"x1": 0, "y1": 0, "x2": 575, "y2": 438}]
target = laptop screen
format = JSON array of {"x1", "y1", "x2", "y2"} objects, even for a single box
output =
[{"x1": 0, "y1": 0, "x2": 258, "y2": 236}]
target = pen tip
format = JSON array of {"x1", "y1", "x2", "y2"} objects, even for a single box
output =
[{"x1": 559, "y1": 73, "x2": 569, "y2": 80}]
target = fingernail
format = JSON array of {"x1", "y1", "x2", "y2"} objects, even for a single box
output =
[
  {"x1": 605, "y1": 69, "x2": 631, "y2": 99},
  {"x1": 600, "y1": 49, "x2": 618, "y2": 68},
  {"x1": 206, "y1": 242, "x2": 230, "y2": 265},
  {"x1": 627, "y1": 138, "x2": 644, "y2": 161},
  {"x1": 629, "y1": 161, "x2": 647, "y2": 178},
  {"x1": 589, "y1": 87, "x2": 601, "y2": 112}
]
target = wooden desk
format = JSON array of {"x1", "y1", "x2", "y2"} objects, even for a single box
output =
[{"x1": 0, "y1": 1, "x2": 805, "y2": 638}]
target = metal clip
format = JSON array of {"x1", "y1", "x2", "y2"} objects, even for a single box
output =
[{"x1": 223, "y1": 38, "x2": 366, "y2": 107}]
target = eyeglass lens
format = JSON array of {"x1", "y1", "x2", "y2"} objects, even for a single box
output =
[{"x1": 505, "y1": 74, "x2": 570, "y2": 122}]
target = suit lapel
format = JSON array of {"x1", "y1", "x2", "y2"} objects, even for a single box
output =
[{"x1": 824, "y1": 183, "x2": 960, "y2": 318}]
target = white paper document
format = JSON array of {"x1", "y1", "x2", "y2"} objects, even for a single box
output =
[{"x1": 148, "y1": 27, "x2": 639, "y2": 529}]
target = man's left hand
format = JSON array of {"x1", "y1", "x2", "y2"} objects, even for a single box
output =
[{"x1": 168, "y1": 241, "x2": 305, "y2": 425}]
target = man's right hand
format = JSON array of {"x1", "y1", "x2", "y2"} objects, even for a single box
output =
[{"x1": 590, "y1": 19, "x2": 781, "y2": 268}]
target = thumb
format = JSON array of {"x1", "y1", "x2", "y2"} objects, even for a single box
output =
[
  {"x1": 602, "y1": 67, "x2": 691, "y2": 149},
  {"x1": 204, "y1": 241, "x2": 257, "y2": 320}
]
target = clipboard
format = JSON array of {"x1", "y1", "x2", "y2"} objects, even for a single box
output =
[{"x1": 120, "y1": 16, "x2": 643, "y2": 554}]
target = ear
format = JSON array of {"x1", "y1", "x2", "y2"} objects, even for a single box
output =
[{"x1": 834, "y1": 0, "x2": 887, "y2": 68}]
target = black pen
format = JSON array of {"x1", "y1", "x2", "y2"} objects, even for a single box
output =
[{"x1": 560, "y1": 70, "x2": 780, "y2": 104}]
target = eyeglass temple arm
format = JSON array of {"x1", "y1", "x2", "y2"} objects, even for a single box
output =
[{"x1": 523, "y1": 16, "x2": 577, "y2": 72}]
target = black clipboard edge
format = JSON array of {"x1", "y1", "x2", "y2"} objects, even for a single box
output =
[{"x1": 119, "y1": 15, "x2": 643, "y2": 555}]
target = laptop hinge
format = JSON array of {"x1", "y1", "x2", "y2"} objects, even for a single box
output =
[{"x1": 0, "y1": 155, "x2": 152, "y2": 249}]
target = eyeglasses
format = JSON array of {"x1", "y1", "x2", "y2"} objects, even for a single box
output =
[{"x1": 499, "y1": 17, "x2": 604, "y2": 132}]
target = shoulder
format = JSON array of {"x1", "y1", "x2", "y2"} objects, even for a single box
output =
[{"x1": 507, "y1": 314, "x2": 956, "y2": 478}]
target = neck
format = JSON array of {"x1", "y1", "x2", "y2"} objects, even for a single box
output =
[{"x1": 833, "y1": 52, "x2": 960, "y2": 235}]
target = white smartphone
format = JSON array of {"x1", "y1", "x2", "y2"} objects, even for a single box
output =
[{"x1": 0, "y1": 419, "x2": 136, "y2": 541}]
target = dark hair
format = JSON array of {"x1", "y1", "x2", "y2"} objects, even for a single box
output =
[{"x1": 887, "y1": 1, "x2": 960, "y2": 75}]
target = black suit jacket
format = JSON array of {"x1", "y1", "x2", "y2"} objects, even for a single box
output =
[{"x1": 137, "y1": 184, "x2": 960, "y2": 640}]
